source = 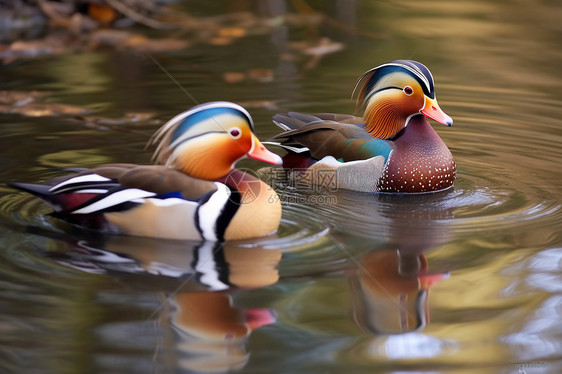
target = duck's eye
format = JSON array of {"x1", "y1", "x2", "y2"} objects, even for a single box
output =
[
  {"x1": 228, "y1": 127, "x2": 241, "y2": 139},
  {"x1": 403, "y1": 86, "x2": 413, "y2": 96}
]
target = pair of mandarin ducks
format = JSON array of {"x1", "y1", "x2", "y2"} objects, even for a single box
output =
[{"x1": 9, "y1": 60, "x2": 456, "y2": 241}]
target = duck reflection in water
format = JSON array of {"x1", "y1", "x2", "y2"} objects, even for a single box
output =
[
  {"x1": 316, "y1": 191, "x2": 453, "y2": 335},
  {"x1": 50, "y1": 235, "x2": 281, "y2": 373},
  {"x1": 170, "y1": 290, "x2": 275, "y2": 372},
  {"x1": 351, "y1": 248, "x2": 448, "y2": 335}
]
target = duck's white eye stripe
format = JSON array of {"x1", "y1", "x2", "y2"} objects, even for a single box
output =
[{"x1": 156, "y1": 101, "x2": 254, "y2": 143}]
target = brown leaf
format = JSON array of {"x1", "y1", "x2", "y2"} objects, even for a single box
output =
[
  {"x1": 217, "y1": 27, "x2": 246, "y2": 38},
  {"x1": 0, "y1": 91, "x2": 43, "y2": 106},
  {"x1": 208, "y1": 36, "x2": 233, "y2": 46},
  {"x1": 247, "y1": 68, "x2": 274, "y2": 82},
  {"x1": 88, "y1": 4, "x2": 117, "y2": 24},
  {"x1": 8, "y1": 103, "x2": 90, "y2": 117},
  {"x1": 302, "y1": 38, "x2": 343, "y2": 56},
  {"x1": 123, "y1": 37, "x2": 190, "y2": 53},
  {"x1": 83, "y1": 112, "x2": 157, "y2": 126},
  {"x1": 223, "y1": 72, "x2": 246, "y2": 84}
]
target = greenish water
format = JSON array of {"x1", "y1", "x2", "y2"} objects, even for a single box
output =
[{"x1": 0, "y1": 1, "x2": 561, "y2": 373}]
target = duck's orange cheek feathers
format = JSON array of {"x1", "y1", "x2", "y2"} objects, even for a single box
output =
[
  {"x1": 365, "y1": 98, "x2": 408, "y2": 139},
  {"x1": 174, "y1": 136, "x2": 247, "y2": 180}
]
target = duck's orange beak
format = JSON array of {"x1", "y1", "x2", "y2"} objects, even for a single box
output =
[
  {"x1": 420, "y1": 96, "x2": 453, "y2": 126},
  {"x1": 248, "y1": 134, "x2": 283, "y2": 165}
]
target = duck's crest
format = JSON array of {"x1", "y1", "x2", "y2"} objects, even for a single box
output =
[{"x1": 149, "y1": 101, "x2": 254, "y2": 165}]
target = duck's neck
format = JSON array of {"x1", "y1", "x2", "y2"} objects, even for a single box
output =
[
  {"x1": 394, "y1": 115, "x2": 448, "y2": 149},
  {"x1": 377, "y1": 115, "x2": 456, "y2": 193}
]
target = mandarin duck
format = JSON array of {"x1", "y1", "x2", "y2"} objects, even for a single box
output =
[
  {"x1": 266, "y1": 60, "x2": 456, "y2": 193},
  {"x1": 9, "y1": 102, "x2": 283, "y2": 241}
]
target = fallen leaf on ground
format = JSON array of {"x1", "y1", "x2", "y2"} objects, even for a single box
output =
[
  {"x1": 302, "y1": 38, "x2": 343, "y2": 56},
  {"x1": 289, "y1": 37, "x2": 343, "y2": 56},
  {"x1": 223, "y1": 72, "x2": 246, "y2": 84},
  {"x1": 6, "y1": 103, "x2": 90, "y2": 117},
  {"x1": 123, "y1": 37, "x2": 189, "y2": 53},
  {"x1": 0, "y1": 91, "x2": 44, "y2": 106},
  {"x1": 82, "y1": 112, "x2": 158, "y2": 126},
  {"x1": 208, "y1": 36, "x2": 234, "y2": 46},
  {"x1": 88, "y1": 30, "x2": 189, "y2": 52},
  {"x1": 247, "y1": 68, "x2": 274, "y2": 82},
  {"x1": 217, "y1": 27, "x2": 246, "y2": 38},
  {"x1": 88, "y1": 4, "x2": 117, "y2": 24}
]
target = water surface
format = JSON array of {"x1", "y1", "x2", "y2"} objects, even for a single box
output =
[{"x1": 0, "y1": 1, "x2": 561, "y2": 373}]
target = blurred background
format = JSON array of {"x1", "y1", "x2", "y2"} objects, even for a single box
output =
[{"x1": 0, "y1": 1, "x2": 561, "y2": 373}]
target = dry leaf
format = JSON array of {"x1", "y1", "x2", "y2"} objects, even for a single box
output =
[
  {"x1": 223, "y1": 72, "x2": 246, "y2": 84},
  {"x1": 208, "y1": 36, "x2": 233, "y2": 46},
  {"x1": 88, "y1": 4, "x2": 117, "y2": 24},
  {"x1": 303, "y1": 38, "x2": 343, "y2": 56},
  {"x1": 123, "y1": 37, "x2": 189, "y2": 52},
  {"x1": 0, "y1": 91, "x2": 43, "y2": 106},
  {"x1": 83, "y1": 112, "x2": 157, "y2": 126},
  {"x1": 217, "y1": 27, "x2": 246, "y2": 38},
  {"x1": 247, "y1": 68, "x2": 274, "y2": 82},
  {"x1": 8, "y1": 103, "x2": 90, "y2": 117}
]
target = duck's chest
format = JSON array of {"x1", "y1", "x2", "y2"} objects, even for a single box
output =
[
  {"x1": 376, "y1": 118, "x2": 456, "y2": 193},
  {"x1": 220, "y1": 170, "x2": 282, "y2": 240}
]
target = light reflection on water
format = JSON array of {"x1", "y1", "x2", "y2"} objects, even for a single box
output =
[{"x1": 1, "y1": 0, "x2": 562, "y2": 373}]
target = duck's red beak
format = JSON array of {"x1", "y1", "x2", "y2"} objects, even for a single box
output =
[
  {"x1": 248, "y1": 134, "x2": 283, "y2": 165},
  {"x1": 419, "y1": 272, "x2": 450, "y2": 289},
  {"x1": 420, "y1": 96, "x2": 453, "y2": 126},
  {"x1": 245, "y1": 308, "x2": 277, "y2": 330}
]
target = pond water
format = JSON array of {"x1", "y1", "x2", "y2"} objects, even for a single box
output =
[{"x1": 0, "y1": 1, "x2": 561, "y2": 373}]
